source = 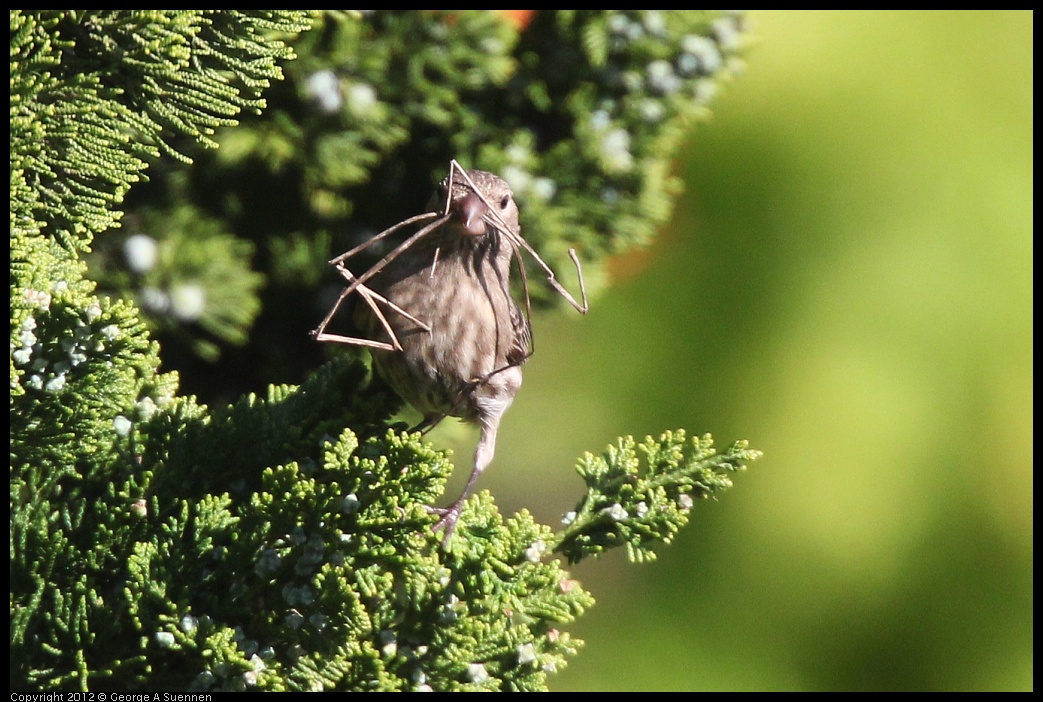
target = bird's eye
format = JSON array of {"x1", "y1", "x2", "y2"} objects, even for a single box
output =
[{"x1": 500, "y1": 194, "x2": 511, "y2": 209}]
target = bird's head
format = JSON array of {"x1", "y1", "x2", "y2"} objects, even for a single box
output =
[{"x1": 430, "y1": 169, "x2": 520, "y2": 241}]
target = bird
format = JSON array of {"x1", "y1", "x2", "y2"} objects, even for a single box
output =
[{"x1": 313, "y1": 165, "x2": 533, "y2": 543}]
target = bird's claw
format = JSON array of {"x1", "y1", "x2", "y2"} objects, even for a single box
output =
[{"x1": 426, "y1": 503, "x2": 463, "y2": 546}]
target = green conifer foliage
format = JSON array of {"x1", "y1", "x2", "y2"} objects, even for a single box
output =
[{"x1": 11, "y1": 11, "x2": 760, "y2": 691}]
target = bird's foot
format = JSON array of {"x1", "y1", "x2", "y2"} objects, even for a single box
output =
[{"x1": 426, "y1": 502, "x2": 464, "y2": 546}]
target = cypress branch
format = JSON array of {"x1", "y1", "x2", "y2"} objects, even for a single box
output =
[{"x1": 11, "y1": 11, "x2": 760, "y2": 691}]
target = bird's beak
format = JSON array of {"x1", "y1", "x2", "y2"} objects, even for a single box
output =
[{"x1": 455, "y1": 191, "x2": 488, "y2": 237}]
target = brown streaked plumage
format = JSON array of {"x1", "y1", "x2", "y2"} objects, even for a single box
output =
[
  {"x1": 313, "y1": 162, "x2": 588, "y2": 545},
  {"x1": 360, "y1": 169, "x2": 531, "y2": 429},
  {"x1": 317, "y1": 167, "x2": 531, "y2": 543}
]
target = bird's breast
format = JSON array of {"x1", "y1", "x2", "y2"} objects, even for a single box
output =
[{"x1": 361, "y1": 247, "x2": 522, "y2": 418}]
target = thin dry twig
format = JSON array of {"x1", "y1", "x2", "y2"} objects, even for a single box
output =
[{"x1": 311, "y1": 160, "x2": 588, "y2": 352}]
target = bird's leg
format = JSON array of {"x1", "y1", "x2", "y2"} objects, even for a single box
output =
[{"x1": 428, "y1": 414, "x2": 500, "y2": 545}]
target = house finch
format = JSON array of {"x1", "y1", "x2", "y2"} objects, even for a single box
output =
[{"x1": 314, "y1": 166, "x2": 532, "y2": 543}]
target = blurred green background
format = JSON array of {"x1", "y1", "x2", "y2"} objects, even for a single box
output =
[{"x1": 429, "y1": 10, "x2": 1031, "y2": 691}]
